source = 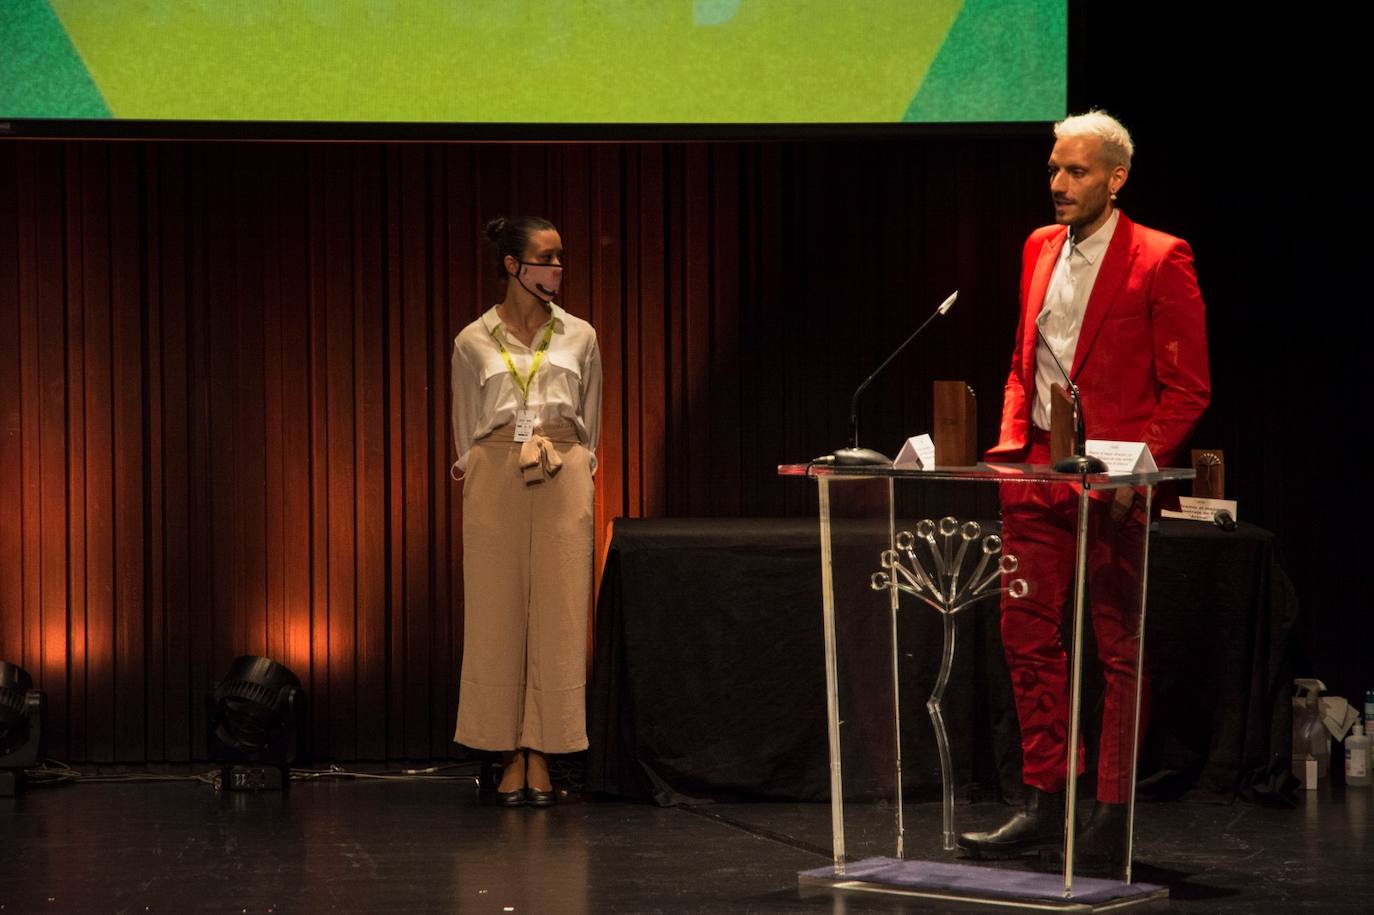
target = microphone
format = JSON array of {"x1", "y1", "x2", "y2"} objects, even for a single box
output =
[
  {"x1": 816, "y1": 291, "x2": 958, "y2": 466},
  {"x1": 1212, "y1": 509, "x2": 1237, "y2": 532},
  {"x1": 1034, "y1": 322, "x2": 1107, "y2": 474}
]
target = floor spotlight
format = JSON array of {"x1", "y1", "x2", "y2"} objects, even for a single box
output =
[
  {"x1": 0, "y1": 661, "x2": 47, "y2": 797},
  {"x1": 207, "y1": 656, "x2": 306, "y2": 790}
]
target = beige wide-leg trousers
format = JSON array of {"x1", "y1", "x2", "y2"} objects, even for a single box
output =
[{"x1": 454, "y1": 420, "x2": 594, "y2": 753}]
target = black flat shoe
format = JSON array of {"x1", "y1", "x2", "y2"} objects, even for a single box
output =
[
  {"x1": 494, "y1": 788, "x2": 526, "y2": 807},
  {"x1": 524, "y1": 787, "x2": 557, "y2": 808}
]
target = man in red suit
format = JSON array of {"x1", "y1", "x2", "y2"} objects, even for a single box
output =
[{"x1": 957, "y1": 111, "x2": 1210, "y2": 869}]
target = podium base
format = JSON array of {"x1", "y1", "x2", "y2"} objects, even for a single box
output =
[{"x1": 799, "y1": 857, "x2": 1167, "y2": 911}]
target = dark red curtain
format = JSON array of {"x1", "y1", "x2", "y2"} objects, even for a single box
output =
[{"x1": 0, "y1": 136, "x2": 1042, "y2": 762}]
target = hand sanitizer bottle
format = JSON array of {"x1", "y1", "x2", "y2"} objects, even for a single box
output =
[
  {"x1": 1346, "y1": 720, "x2": 1371, "y2": 788},
  {"x1": 1366, "y1": 691, "x2": 1374, "y2": 771}
]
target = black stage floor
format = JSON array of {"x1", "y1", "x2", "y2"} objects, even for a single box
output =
[{"x1": 3, "y1": 772, "x2": 1372, "y2": 914}]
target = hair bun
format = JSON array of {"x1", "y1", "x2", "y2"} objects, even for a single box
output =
[{"x1": 482, "y1": 215, "x2": 556, "y2": 279}]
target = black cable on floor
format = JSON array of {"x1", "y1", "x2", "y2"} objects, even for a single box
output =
[
  {"x1": 22, "y1": 760, "x2": 218, "y2": 786},
  {"x1": 676, "y1": 804, "x2": 832, "y2": 860},
  {"x1": 21, "y1": 759, "x2": 485, "y2": 789}
]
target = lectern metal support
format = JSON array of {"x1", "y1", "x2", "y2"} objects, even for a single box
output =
[{"x1": 817, "y1": 478, "x2": 846, "y2": 872}]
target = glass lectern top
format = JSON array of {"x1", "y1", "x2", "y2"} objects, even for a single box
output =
[{"x1": 777, "y1": 462, "x2": 1195, "y2": 488}]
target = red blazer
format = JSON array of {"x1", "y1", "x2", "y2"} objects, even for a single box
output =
[{"x1": 987, "y1": 212, "x2": 1210, "y2": 468}]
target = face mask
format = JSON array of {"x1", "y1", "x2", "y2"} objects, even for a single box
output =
[{"x1": 513, "y1": 261, "x2": 563, "y2": 302}]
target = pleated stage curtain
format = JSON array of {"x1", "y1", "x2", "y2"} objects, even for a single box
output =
[{"x1": 0, "y1": 136, "x2": 1039, "y2": 762}]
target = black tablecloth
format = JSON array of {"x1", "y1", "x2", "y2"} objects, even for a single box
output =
[{"x1": 586, "y1": 518, "x2": 1300, "y2": 805}]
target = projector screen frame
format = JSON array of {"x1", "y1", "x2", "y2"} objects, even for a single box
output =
[{"x1": 1, "y1": 119, "x2": 1065, "y2": 143}]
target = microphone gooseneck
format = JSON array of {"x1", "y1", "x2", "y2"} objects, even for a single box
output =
[
  {"x1": 1034, "y1": 322, "x2": 1107, "y2": 475},
  {"x1": 820, "y1": 291, "x2": 958, "y2": 467}
]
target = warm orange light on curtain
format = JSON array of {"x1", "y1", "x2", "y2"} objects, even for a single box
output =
[{"x1": 0, "y1": 135, "x2": 1030, "y2": 762}]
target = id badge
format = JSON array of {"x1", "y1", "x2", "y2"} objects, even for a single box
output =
[{"x1": 513, "y1": 409, "x2": 537, "y2": 443}]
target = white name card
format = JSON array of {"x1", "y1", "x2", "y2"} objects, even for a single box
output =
[
  {"x1": 1084, "y1": 439, "x2": 1158, "y2": 475},
  {"x1": 1161, "y1": 496, "x2": 1239, "y2": 522},
  {"x1": 893, "y1": 434, "x2": 936, "y2": 470}
]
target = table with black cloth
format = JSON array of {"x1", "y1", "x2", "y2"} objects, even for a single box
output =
[{"x1": 585, "y1": 518, "x2": 1299, "y2": 806}]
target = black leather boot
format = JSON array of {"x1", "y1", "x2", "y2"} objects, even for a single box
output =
[
  {"x1": 957, "y1": 787, "x2": 1065, "y2": 859},
  {"x1": 1074, "y1": 801, "x2": 1128, "y2": 874}
]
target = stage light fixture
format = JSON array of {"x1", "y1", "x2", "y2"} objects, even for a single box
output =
[
  {"x1": 0, "y1": 661, "x2": 47, "y2": 797},
  {"x1": 207, "y1": 656, "x2": 306, "y2": 791}
]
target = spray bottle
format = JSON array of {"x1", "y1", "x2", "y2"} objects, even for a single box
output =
[{"x1": 1293, "y1": 678, "x2": 1329, "y2": 787}]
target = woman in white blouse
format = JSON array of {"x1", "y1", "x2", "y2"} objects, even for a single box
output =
[{"x1": 451, "y1": 216, "x2": 602, "y2": 807}]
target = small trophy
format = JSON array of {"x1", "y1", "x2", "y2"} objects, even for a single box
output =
[
  {"x1": 1192, "y1": 449, "x2": 1224, "y2": 499},
  {"x1": 933, "y1": 381, "x2": 977, "y2": 467},
  {"x1": 1049, "y1": 382, "x2": 1076, "y2": 466}
]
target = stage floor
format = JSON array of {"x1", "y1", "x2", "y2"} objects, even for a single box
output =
[{"x1": 2, "y1": 771, "x2": 1371, "y2": 913}]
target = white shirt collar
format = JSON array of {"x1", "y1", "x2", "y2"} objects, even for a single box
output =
[
  {"x1": 481, "y1": 302, "x2": 567, "y2": 340},
  {"x1": 1065, "y1": 208, "x2": 1119, "y2": 266}
]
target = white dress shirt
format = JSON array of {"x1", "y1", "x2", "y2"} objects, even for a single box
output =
[
  {"x1": 1032, "y1": 209, "x2": 1119, "y2": 430},
  {"x1": 451, "y1": 302, "x2": 602, "y2": 474}
]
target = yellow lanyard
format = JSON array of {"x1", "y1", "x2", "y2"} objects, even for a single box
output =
[{"x1": 491, "y1": 320, "x2": 556, "y2": 403}]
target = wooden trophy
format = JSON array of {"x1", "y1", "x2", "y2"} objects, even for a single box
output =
[
  {"x1": 1049, "y1": 382, "x2": 1076, "y2": 466},
  {"x1": 1192, "y1": 449, "x2": 1225, "y2": 499},
  {"x1": 933, "y1": 381, "x2": 977, "y2": 466}
]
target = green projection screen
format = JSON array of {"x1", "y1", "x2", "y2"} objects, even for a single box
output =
[{"x1": 2, "y1": 0, "x2": 1066, "y2": 126}]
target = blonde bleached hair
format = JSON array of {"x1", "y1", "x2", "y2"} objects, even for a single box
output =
[{"x1": 1054, "y1": 110, "x2": 1134, "y2": 170}]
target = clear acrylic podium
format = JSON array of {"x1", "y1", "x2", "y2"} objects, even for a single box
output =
[{"x1": 778, "y1": 461, "x2": 1193, "y2": 910}]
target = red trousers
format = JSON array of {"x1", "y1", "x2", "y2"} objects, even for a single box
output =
[{"x1": 999, "y1": 438, "x2": 1149, "y2": 804}]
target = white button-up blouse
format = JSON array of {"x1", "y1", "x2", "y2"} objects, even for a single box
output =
[{"x1": 451, "y1": 302, "x2": 602, "y2": 476}]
